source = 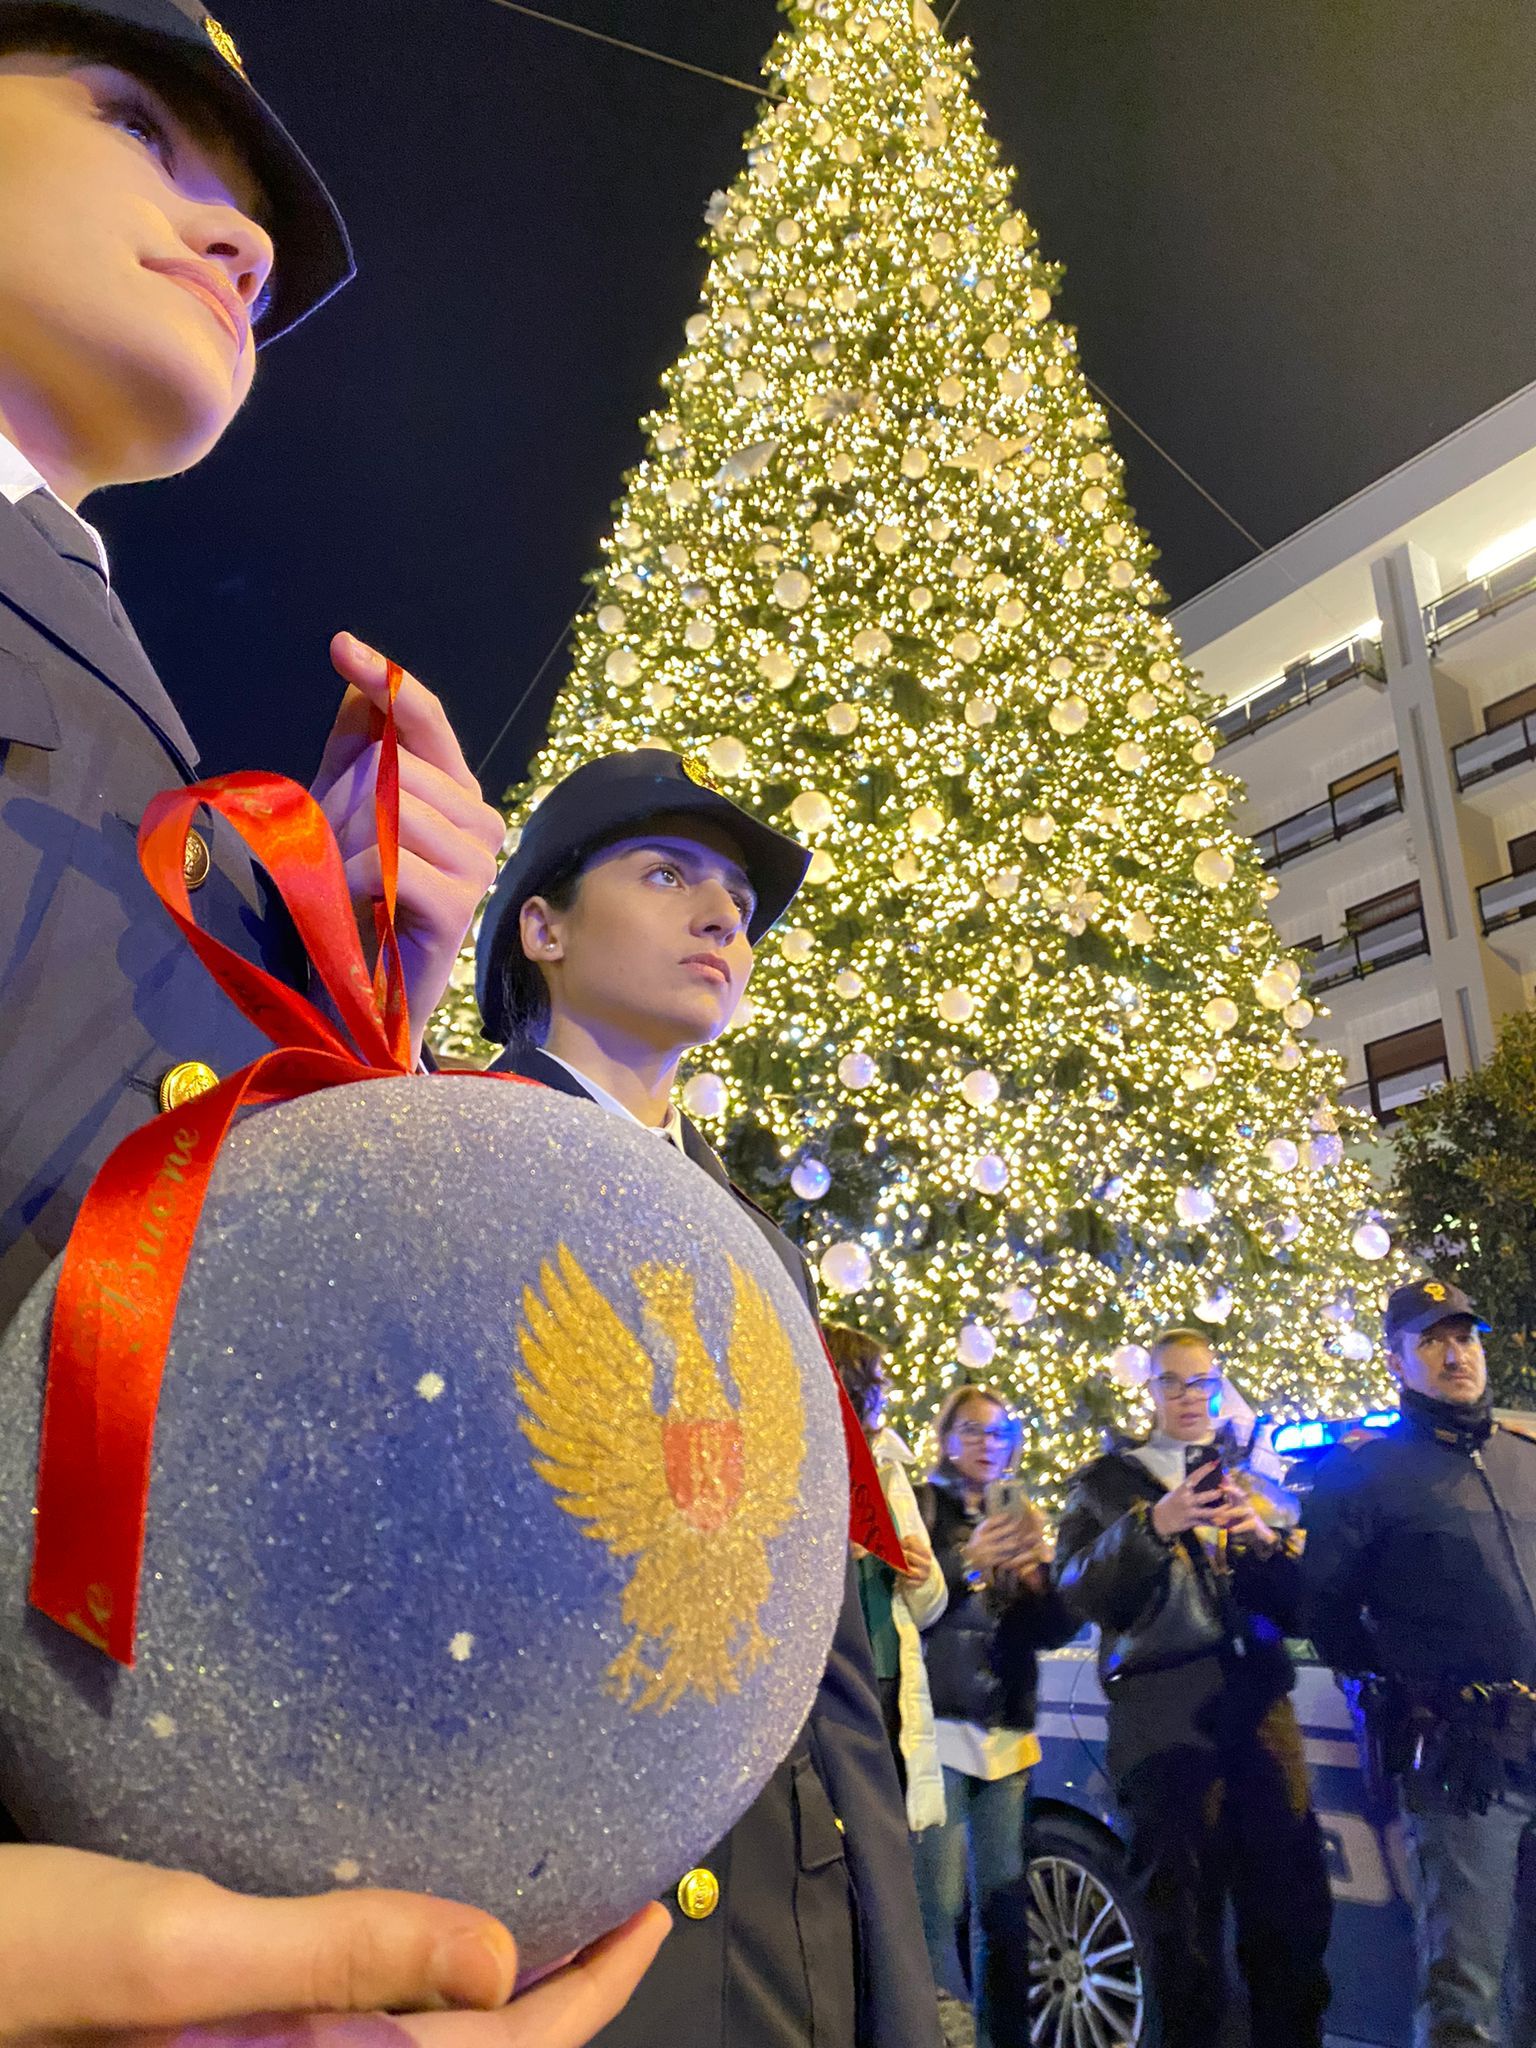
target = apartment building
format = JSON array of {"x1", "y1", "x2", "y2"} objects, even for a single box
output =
[{"x1": 1172, "y1": 379, "x2": 1536, "y2": 1130}]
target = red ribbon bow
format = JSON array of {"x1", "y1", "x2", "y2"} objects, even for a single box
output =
[{"x1": 28, "y1": 675, "x2": 900, "y2": 1667}]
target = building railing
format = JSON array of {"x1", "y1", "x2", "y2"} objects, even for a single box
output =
[
  {"x1": 1479, "y1": 865, "x2": 1536, "y2": 934},
  {"x1": 1252, "y1": 765, "x2": 1404, "y2": 870},
  {"x1": 1308, "y1": 906, "x2": 1430, "y2": 992},
  {"x1": 1426, "y1": 546, "x2": 1536, "y2": 647},
  {"x1": 1453, "y1": 709, "x2": 1536, "y2": 791},
  {"x1": 1212, "y1": 636, "x2": 1384, "y2": 748}
]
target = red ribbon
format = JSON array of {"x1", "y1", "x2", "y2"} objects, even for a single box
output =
[{"x1": 29, "y1": 671, "x2": 899, "y2": 1665}]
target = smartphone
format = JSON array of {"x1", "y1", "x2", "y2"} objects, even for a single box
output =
[
  {"x1": 985, "y1": 1477, "x2": 1024, "y2": 1518},
  {"x1": 1184, "y1": 1443, "x2": 1224, "y2": 1499}
]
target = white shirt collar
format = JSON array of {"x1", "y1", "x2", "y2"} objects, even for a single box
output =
[
  {"x1": 0, "y1": 429, "x2": 111, "y2": 580},
  {"x1": 541, "y1": 1050, "x2": 687, "y2": 1152}
]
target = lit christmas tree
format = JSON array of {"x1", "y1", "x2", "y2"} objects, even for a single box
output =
[{"x1": 436, "y1": 0, "x2": 1397, "y2": 1483}]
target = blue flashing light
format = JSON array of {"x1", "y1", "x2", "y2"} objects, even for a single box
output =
[
  {"x1": 1360, "y1": 1409, "x2": 1399, "y2": 1431},
  {"x1": 1271, "y1": 1419, "x2": 1330, "y2": 1455}
]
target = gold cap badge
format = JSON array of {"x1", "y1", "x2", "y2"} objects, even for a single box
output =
[
  {"x1": 680, "y1": 752, "x2": 723, "y2": 795},
  {"x1": 203, "y1": 16, "x2": 247, "y2": 75}
]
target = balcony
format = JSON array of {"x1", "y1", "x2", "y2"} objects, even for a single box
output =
[
  {"x1": 1426, "y1": 546, "x2": 1536, "y2": 649},
  {"x1": 1453, "y1": 709, "x2": 1536, "y2": 807},
  {"x1": 1213, "y1": 635, "x2": 1384, "y2": 749},
  {"x1": 1253, "y1": 765, "x2": 1404, "y2": 871},
  {"x1": 1309, "y1": 904, "x2": 1430, "y2": 993}
]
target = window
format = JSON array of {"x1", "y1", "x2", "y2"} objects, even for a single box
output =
[
  {"x1": 1484, "y1": 682, "x2": 1536, "y2": 733},
  {"x1": 1330, "y1": 754, "x2": 1400, "y2": 802},
  {"x1": 1510, "y1": 831, "x2": 1536, "y2": 878},
  {"x1": 1344, "y1": 882, "x2": 1422, "y2": 934},
  {"x1": 1364, "y1": 1021, "x2": 1449, "y2": 1123}
]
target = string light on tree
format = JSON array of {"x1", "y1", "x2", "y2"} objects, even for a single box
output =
[{"x1": 434, "y1": 0, "x2": 1397, "y2": 1485}]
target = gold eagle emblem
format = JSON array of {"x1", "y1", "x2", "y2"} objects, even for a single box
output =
[{"x1": 516, "y1": 1247, "x2": 807, "y2": 1712}]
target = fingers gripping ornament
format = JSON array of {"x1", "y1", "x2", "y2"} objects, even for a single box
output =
[{"x1": 0, "y1": 679, "x2": 868, "y2": 1972}]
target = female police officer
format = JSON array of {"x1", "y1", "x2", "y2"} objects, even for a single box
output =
[
  {"x1": 477, "y1": 746, "x2": 941, "y2": 2048},
  {"x1": 0, "y1": 3, "x2": 666, "y2": 2037}
]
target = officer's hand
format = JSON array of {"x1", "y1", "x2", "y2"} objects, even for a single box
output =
[
  {"x1": 1150, "y1": 1470, "x2": 1225, "y2": 1541},
  {"x1": 0, "y1": 1845, "x2": 669, "y2": 2046},
  {"x1": 311, "y1": 635, "x2": 504, "y2": 1059}
]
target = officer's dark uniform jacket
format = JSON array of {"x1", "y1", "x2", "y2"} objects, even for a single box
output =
[
  {"x1": 492, "y1": 1044, "x2": 940, "y2": 2048},
  {"x1": 1302, "y1": 1391, "x2": 1536, "y2": 1688},
  {"x1": 0, "y1": 494, "x2": 306, "y2": 1333}
]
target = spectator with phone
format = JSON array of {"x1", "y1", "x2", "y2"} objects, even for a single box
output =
[
  {"x1": 1053, "y1": 1330, "x2": 1332, "y2": 2048},
  {"x1": 912, "y1": 1385, "x2": 1077, "y2": 2048},
  {"x1": 825, "y1": 1322, "x2": 949, "y2": 1830}
]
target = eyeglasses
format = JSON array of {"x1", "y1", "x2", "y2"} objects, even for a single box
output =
[
  {"x1": 1149, "y1": 1373, "x2": 1223, "y2": 1398},
  {"x1": 955, "y1": 1422, "x2": 1014, "y2": 1444}
]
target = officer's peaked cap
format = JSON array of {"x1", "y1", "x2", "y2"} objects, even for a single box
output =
[
  {"x1": 476, "y1": 748, "x2": 811, "y2": 1043},
  {"x1": 2, "y1": 0, "x2": 353, "y2": 341},
  {"x1": 1383, "y1": 1278, "x2": 1489, "y2": 1344}
]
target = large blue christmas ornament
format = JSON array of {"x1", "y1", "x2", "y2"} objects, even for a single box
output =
[{"x1": 0, "y1": 1079, "x2": 847, "y2": 1969}]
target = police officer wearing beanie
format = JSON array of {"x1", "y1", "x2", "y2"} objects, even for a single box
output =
[
  {"x1": 1304, "y1": 1281, "x2": 1536, "y2": 2047},
  {"x1": 0, "y1": 6, "x2": 669, "y2": 2036},
  {"x1": 478, "y1": 747, "x2": 942, "y2": 2048}
]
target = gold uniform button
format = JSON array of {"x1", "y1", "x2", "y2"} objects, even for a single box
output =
[
  {"x1": 676, "y1": 1868, "x2": 720, "y2": 1920},
  {"x1": 182, "y1": 828, "x2": 211, "y2": 891},
  {"x1": 159, "y1": 1060, "x2": 220, "y2": 1113}
]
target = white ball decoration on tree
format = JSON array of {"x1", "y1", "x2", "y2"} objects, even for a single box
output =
[
  {"x1": 820, "y1": 1241, "x2": 872, "y2": 1294},
  {"x1": 968, "y1": 1154, "x2": 1009, "y2": 1194},
  {"x1": 705, "y1": 736, "x2": 748, "y2": 778},
  {"x1": 604, "y1": 649, "x2": 640, "y2": 686},
  {"x1": 957, "y1": 1321, "x2": 997, "y2": 1369},
  {"x1": 833, "y1": 969, "x2": 863, "y2": 998},
  {"x1": 1351, "y1": 1221, "x2": 1391, "y2": 1261},
  {"x1": 772, "y1": 569, "x2": 812, "y2": 609},
  {"x1": 681, "y1": 1072, "x2": 728, "y2": 1119},
  {"x1": 758, "y1": 647, "x2": 799, "y2": 688},
  {"x1": 596, "y1": 604, "x2": 626, "y2": 635},
  {"x1": 851, "y1": 627, "x2": 892, "y2": 665},
  {"x1": 1193, "y1": 848, "x2": 1235, "y2": 889},
  {"x1": 826, "y1": 702, "x2": 860, "y2": 736},
  {"x1": 790, "y1": 1158, "x2": 832, "y2": 1202},
  {"x1": 1049, "y1": 696, "x2": 1089, "y2": 735},
  {"x1": 1254, "y1": 970, "x2": 1294, "y2": 1011},
  {"x1": 789, "y1": 789, "x2": 834, "y2": 833},
  {"x1": 1001, "y1": 1286, "x2": 1038, "y2": 1326},
  {"x1": 1181, "y1": 1059, "x2": 1218, "y2": 1090},
  {"x1": 1196, "y1": 1286, "x2": 1234, "y2": 1324},
  {"x1": 805, "y1": 850, "x2": 837, "y2": 885},
  {"x1": 838, "y1": 1051, "x2": 877, "y2": 1090},
  {"x1": 960, "y1": 1068, "x2": 1000, "y2": 1108},
  {"x1": 1202, "y1": 997, "x2": 1239, "y2": 1035},
  {"x1": 908, "y1": 804, "x2": 945, "y2": 843},
  {"x1": 1308, "y1": 1133, "x2": 1345, "y2": 1171},
  {"x1": 1022, "y1": 813, "x2": 1057, "y2": 844},
  {"x1": 938, "y1": 987, "x2": 976, "y2": 1023},
  {"x1": 1110, "y1": 1344, "x2": 1151, "y2": 1387},
  {"x1": 985, "y1": 869, "x2": 1020, "y2": 900},
  {"x1": 1263, "y1": 1138, "x2": 1300, "y2": 1173},
  {"x1": 1339, "y1": 1328, "x2": 1375, "y2": 1361},
  {"x1": 1284, "y1": 999, "x2": 1315, "y2": 1031},
  {"x1": 1176, "y1": 1185, "x2": 1218, "y2": 1226},
  {"x1": 964, "y1": 695, "x2": 998, "y2": 729},
  {"x1": 1115, "y1": 741, "x2": 1149, "y2": 773},
  {"x1": 780, "y1": 926, "x2": 815, "y2": 963}
]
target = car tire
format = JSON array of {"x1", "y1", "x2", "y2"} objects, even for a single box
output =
[{"x1": 1026, "y1": 1811, "x2": 1149, "y2": 2046}]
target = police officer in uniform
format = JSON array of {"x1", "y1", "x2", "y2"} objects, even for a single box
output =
[
  {"x1": 0, "y1": 5, "x2": 665, "y2": 2035},
  {"x1": 1304, "y1": 1281, "x2": 1536, "y2": 2047},
  {"x1": 477, "y1": 746, "x2": 943, "y2": 2048}
]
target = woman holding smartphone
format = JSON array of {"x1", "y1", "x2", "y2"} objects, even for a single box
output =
[
  {"x1": 1053, "y1": 1330, "x2": 1332, "y2": 2048},
  {"x1": 913, "y1": 1385, "x2": 1077, "y2": 2048}
]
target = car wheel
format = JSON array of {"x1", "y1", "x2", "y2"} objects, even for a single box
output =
[{"x1": 1026, "y1": 1812, "x2": 1147, "y2": 2046}]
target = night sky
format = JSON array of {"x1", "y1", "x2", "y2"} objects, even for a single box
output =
[{"x1": 96, "y1": 0, "x2": 1536, "y2": 798}]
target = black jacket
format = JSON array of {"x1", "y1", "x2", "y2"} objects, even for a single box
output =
[
  {"x1": 490, "y1": 1045, "x2": 939, "y2": 2048},
  {"x1": 916, "y1": 1478, "x2": 1077, "y2": 1729},
  {"x1": 1055, "y1": 1446, "x2": 1303, "y2": 1697},
  {"x1": 1302, "y1": 1395, "x2": 1536, "y2": 1688}
]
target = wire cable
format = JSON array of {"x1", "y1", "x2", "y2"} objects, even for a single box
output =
[
  {"x1": 473, "y1": 599, "x2": 588, "y2": 785},
  {"x1": 481, "y1": 0, "x2": 770, "y2": 97}
]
